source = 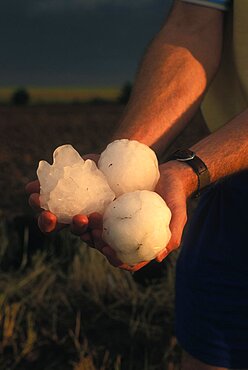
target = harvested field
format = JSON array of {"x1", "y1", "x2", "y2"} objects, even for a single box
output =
[
  {"x1": 0, "y1": 103, "x2": 209, "y2": 369},
  {"x1": 1, "y1": 104, "x2": 123, "y2": 218},
  {"x1": 0, "y1": 103, "x2": 208, "y2": 219}
]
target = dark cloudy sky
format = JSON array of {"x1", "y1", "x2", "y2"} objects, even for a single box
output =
[{"x1": 0, "y1": 0, "x2": 173, "y2": 87}]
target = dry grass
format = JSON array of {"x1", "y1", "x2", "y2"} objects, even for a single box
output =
[
  {"x1": 0, "y1": 104, "x2": 124, "y2": 218},
  {"x1": 0, "y1": 103, "x2": 209, "y2": 369},
  {"x1": 0, "y1": 224, "x2": 180, "y2": 370}
]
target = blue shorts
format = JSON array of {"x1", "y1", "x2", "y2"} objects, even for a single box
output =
[{"x1": 175, "y1": 171, "x2": 248, "y2": 368}]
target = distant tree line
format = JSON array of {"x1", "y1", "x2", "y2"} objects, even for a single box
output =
[
  {"x1": 9, "y1": 82, "x2": 132, "y2": 106},
  {"x1": 11, "y1": 88, "x2": 30, "y2": 106}
]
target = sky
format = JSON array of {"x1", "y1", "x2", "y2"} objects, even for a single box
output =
[{"x1": 0, "y1": 0, "x2": 173, "y2": 87}]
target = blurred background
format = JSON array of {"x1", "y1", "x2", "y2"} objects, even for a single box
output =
[
  {"x1": 0, "y1": 1, "x2": 209, "y2": 369},
  {"x1": 0, "y1": 0, "x2": 172, "y2": 104}
]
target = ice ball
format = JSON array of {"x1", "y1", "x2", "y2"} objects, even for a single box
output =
[
  {"x1": 102, "y1": 190, "x2": 171, "y2": 265},
  {"x1": 37, "y1": 144, "x2": 115, "y2": 223},
  {"x1": 98, "y1": 139, "x2": 160, "y2": 197}
]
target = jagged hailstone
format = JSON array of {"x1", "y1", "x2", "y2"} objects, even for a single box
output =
[
  {"x1": 37, "y1": 145, "x2": 115, "y2": 223},
  {"x1": 98, "y1": 139, "x2": 160, "y2": 197},
  {"x1": 102, "y1": 190, "x2": 171, "y2": 265}
]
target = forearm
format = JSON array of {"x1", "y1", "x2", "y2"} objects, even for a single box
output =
[
  {"x1": 163, "y1": 109, "x2": 248, "y2": 198},
  {"x1": 112, "y1": 44, "x2": 207, "y2": 156},
  {"x1": 191, "y1": 109, "x2": 248, "y2": 184},
  {"x1": 111, "y1": 2, "x2": 223, "y2": 156}
]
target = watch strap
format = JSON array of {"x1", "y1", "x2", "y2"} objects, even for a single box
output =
[
  {"x1": 186, "y1": 154, "x2": 211, "y2": 194},
  {"x1": 168, "y1": 149, "x2": 211, "y2": 197}
]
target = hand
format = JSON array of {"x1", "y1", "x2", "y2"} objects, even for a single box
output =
[
  {"x1": 26, "y1": 153, "x2": 99, "y2": 234},
  {"x1": 80, "y1": 159, "x2": 196, "y2": 269},
  {"x1": 26, "y1": 179, "x2": 64, "y2": 233},
  {"x1": 154, "y1": 160, "x2": 196, "y2": 262},
  {"x1": 26, "y1": 180, "x2": 148, "y2": 272},
  {"x1": 78, "y1": 212, "x2": 150, "y2": 272},
  {"x1": 26, "y1": 152, "x2": 147, "y2": 272},
  {"x1": 72, "y1": 161, "x2": 195, "y2": 270}
]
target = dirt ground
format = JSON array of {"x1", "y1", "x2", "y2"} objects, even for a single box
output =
[{"x1": 0, "y1": 103, "x2": 209, "y2": 219}]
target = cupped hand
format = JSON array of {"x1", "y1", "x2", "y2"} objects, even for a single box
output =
[
  {"x1": 26, "y1": 152, "x2": 148, "y2": 272},
  {"x1": 26, "y1": 179, "x2": 69, "y2": 233},
  {"x1": 26, "y1": 153, "x2": 100, "y2": 234},
  {"x1": 26, "y1": 181, "x2": 147, "y2": 272},
  {"x1": 154, "y1": 160, "x2": 196, "y2": 262},
  {"x1": 77, "y1": 212, "x2": 150, "y2": 272},
  {"x1": 26, "y1": 155, "x2": 193, "y2": 272},
  {"x1": 26, "y1": 180, "x2": 148, "y2": 272},
  {"x1": 83, "y1": 159, "x2": 192, "y2": 270}
]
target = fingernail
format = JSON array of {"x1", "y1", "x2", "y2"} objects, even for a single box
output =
[
  {"x1": 40, "y1": 214, "x2": 56, "y2": 232},
  {"x1": 73, "y1": 214, "x2": 88, "y2": 226}
]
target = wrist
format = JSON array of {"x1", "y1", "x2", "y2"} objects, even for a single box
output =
[
  {"x1": 166, "y1": 149, "x2": 211, "y2": 197},
  {"x1": 160, "y1": 160, "x2": 199, "y2": 199}
]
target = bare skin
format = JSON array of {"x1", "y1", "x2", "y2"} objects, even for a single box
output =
[
  {"x1": 111, "y1": 0, "x2": 224, "y2": 155},
  {"x1": 26, "y1": 1, "x2": 248, "y2": 368}
]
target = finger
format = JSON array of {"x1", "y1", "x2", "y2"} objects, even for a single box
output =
[
  {"x1": 38, "y1": 211, "x2": 57, "y2": 233},
  {"x1": 118, "y1": 260, "x2": 150, "y2": 272},
  {"x1": 80, "y1": 232, "x2": 94, "y2": 247},
  {"x1": 128, "y1": 260, "x2": 150, "y2": 272},
  {"x1": 25, "y1": 180, "x2": 40, "y2": 194},
  {"x1": 91, "y1": 229, "x2": 106, "y2": 251},
  {"x1": 88, "y1": 212, "x2": 103, "y2": 230},
  {"x1": 28, "y1": 193, "x2": 41, "y2": 211},
  {"x1": 71, "y1": 214, "x2": 89, "y2": 236},
  {"x1": 155, "y1": 208, "x2": 187, "y2": 263},
  {"x1": 102, "y1": 246, "x2": 127, "y2": 268},
  {"x1": 155, "y1": 230, "x2": 182, "y2": 263},
  {"x1": 156, "y1": 246, "x2": 170, "y2": 262},
  {"x1": 38, "y1": 212, "x2": 67, "y2": 234},
  {"x1": 101, "y1": 247, "x2": 149, "y2": 272}
]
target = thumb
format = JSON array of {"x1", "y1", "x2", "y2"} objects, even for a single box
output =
[{"x1": 156, "y1": 208, "x2": 187, "y2": 262}]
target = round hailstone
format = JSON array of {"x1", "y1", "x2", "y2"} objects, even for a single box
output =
[
  {"x1": 102, "y1": 190, "x2": 171, "y2": 265},
  {"x1": 37, "y1": 144, "x2": 115, "y2": 223},
  {"x1": 98, "y1": 139, "x2": 160, "y2": 197}
]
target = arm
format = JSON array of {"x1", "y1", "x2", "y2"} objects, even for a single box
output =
[
  {"x1": 112, "y1": 0, "x2": 224, "y2": 156},
  {"x1": 109, "y1": 1, "x2": 248, "y2": 263},
  {"x1": 191, "y1": 110, "x2": 248, "y2": 185},
  {"x1": 160, "y1": 108, "x2": 248, "y2": 201},
  {"x1": 155, "y1": 109, "x2": 248, "y2": 261},
  {"x1": 27, "y1": 2, "x2": 233, "y2": 270},
  {"x1": 77, "y1": 1, "x2": 232, "y2": 267}
]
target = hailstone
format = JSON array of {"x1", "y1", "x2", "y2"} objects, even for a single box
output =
[
  {"x1": 102, "y1": 190, "x2": 171, "y2": 265},
  {"x1": 98, "y1": 139, "x2": 160, "y2": 197},
  {"x1": 37, "y1": 144, "x2": 115, "y2": 223}
]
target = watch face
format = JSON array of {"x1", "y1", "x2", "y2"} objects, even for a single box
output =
[{"x1": 174, "y1": 149, "x2": 195, "y2": 161}]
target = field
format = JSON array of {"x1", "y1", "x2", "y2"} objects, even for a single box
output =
[
  {"x1": 0, "y1": 87, "x2": 120, "y2": 105},
  {"x1": 0, "y1": 104, "x2": 209, "y2": 369}
]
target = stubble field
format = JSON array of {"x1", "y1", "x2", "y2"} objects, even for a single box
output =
[{"x1": 0, "y1": 103, "x2": 208, "y2": 369}]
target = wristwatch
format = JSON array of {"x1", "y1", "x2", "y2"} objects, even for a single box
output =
[{"x1": 168, "y1": 149, "x2": 211, "y2": 197}]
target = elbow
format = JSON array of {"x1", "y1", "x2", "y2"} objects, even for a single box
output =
[
  {"x1": 176, "y1": 44, "x2": 223, "y2": 94},
  {"x1": 170, "y1": 45, "x2": 209, "y2": 97}
]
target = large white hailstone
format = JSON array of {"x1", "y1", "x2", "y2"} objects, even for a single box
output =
[
  {"x1": 98, "y1": 139, "x2": 160, "y2": 197},
  {"x1": 102, "y1": 190, "x2": 171, "y2": 265},
  {"x1": 37, "y1": 145, "x2": 115, "y2": 223}
]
